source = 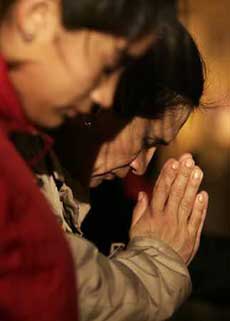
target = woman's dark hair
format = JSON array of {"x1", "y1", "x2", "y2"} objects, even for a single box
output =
[
  {"x1": 114, "y1": 21, "x2": 205, "y2": 119},
  {"x1": 61, "y1": 0, "x2": 178, "y2": 39},
  {"x1": 0, "y1": 0, "x2": 178, "y2": 40}
]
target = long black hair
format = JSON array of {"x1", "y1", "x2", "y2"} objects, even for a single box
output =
[
  {"x1": 54, "y1": 21, "x2": 205, "y2": 148},
  {"x1": 114, "y1": 21, "x2": 205, "y2": 119},
  {"x1": 0, "y1": 0, "x2": 178, "y2": 40}
]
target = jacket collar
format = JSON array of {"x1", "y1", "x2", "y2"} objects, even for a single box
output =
[{"x1": 0, "y1": 54, "x2": 53, "y2": 165}]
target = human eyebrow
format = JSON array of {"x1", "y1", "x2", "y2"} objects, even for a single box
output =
[{"x1": 154, "y1": 138, "x2": 170, "y2": 146}]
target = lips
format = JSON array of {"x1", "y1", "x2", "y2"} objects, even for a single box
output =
[
  {"x1": 64, "y1": 108, "x2": 79, "y2": 118},
  {"x1": 59, "y1": 106, "x2": 78, "y2": 118}
]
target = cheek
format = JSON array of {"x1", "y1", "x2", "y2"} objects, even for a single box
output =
[
  {"x1": 24, "y1": 63, "x2": 76, "y2": 105},
  {"x1": 93, "y1": 158, "x2": 115, "y2": 175},
  {"x1": 49, "y1": 49, "x2": 102, "y2": 101},
  {"x1": 92, "y1": 153, "x2": 110, "y2": 176},
  {"x1": 74, "y1": 68, "x2": 100, "y2": 93},
  {"x1": 63, "y1": 45, "x2": 103, "y2": 93}
]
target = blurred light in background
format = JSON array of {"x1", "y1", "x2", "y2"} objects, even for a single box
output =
[{"x1": 158, "y1": 0, "x2": 230, "y2": 237}]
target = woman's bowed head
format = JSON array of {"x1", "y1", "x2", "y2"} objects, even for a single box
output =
[
  {"x1": 54, "y1": 20, "x2": 208, "y2": 265},
  {"x1": 0, "y1": 0, "x2": 177, "y2": 127}
]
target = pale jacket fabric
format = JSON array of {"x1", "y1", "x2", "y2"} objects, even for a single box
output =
[
  {"x1": 67, "y1": 234, "x2": 191, "y2": 321},
  {"x1": 39, "y1": 167, "x2": 192, "y2": 321}
]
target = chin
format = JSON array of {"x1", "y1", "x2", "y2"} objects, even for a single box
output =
[
  {"x1": 90, "y1": 178, "x2": 103, "y2": 188},
  {"x1": 37, "y1": 116, "x2": 65, "y2": 129}
]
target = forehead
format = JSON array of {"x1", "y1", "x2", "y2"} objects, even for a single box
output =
[
  {"x1": 125, "y1": 107, "x2": 191, "y2": 142},
  {"x1": 81, "y1": 31, "x2": 155, "y2": 66},
  {"x1": 145, "y1": 107, "x2": 191, "y2": 141}
]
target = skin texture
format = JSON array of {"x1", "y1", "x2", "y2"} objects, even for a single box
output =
[
  {"x1": 131, "y1": 155, "x2": 209, "y2": 265},
  {"x1": 61, "y1": 107, "x2": 208, "y2": 265},
  {"x1": 0, "y1": 0, "x2": 154, "y2": 127},
  {"x1": 90, "y1": 106, "x2": 191, "y2": 187}
]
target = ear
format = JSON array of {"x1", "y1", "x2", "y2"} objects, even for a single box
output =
[{"x1": 14, "y1": 0, "x2": 60, "y2": 43}]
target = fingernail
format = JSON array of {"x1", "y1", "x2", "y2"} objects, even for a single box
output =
[
  {"x1": 193, "y1": 169, "x2": 203, "y2": 180},
  {"x1": 198, "y1": 193, "x2": 204, "y2": 203},
  {"x1": 185, "y1": 158, "x2": 194, "y2": 168},
  {"x1": 172, "y1": 161, "x2": 179, "y2": 170}
]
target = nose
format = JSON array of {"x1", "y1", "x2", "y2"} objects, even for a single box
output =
[
  {"x1": 115, "y1": 166, "x2": 130, "y2": 179},
  {"x1": 74, "y1": 98, "x2": 93, "y2": 114},
  {"x1": 130, "y1": 147, "x2": 157, "y2": 175},
  {"x1": 90, "y1": 71, "x2": 121, "y2": 109}
]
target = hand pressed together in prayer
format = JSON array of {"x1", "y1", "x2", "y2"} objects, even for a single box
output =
[{"x1": 130, "y1": 154, "x2": 208, "y2": 265}]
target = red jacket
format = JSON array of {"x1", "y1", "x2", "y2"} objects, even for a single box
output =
[{"x1": 0, "y1": 57, "x2": 78, "y2": 320}]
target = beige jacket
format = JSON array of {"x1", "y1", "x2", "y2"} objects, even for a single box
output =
[
  {"x1": 68, "y1": 233, "x2": 191, "y2": 321},
  {"x1": 39, "y1": 166, "x2": 191, "y2": 321}
]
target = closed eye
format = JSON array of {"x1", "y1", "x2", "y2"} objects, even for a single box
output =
[{"x1": 143, "y1": 137, "x2": 169, "y2": 149}]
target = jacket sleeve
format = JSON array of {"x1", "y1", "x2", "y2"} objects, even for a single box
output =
[{"x1": 66, "y1": 233, "x2": 191, "y2": 321}]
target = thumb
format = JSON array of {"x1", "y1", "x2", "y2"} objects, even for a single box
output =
[{"x1": 131, "y1": 191, "x2": 148, "y2": 227}]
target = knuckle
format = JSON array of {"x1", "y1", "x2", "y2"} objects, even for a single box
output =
[
  {"x1": 163, "y1": 178, "x2": 172, "y2": 192},
  {"x1": 162, "y1": 168, "x2": 175, "y2": 185},
  {"x1": 181, "y1": 168, "x2": 193, "y2": 178},
  {"x1": 156, "y1": 173, "x2": 173, "y2": 194},
  {"x1": 174, "y1": 173, "x2": 190, "y2": 189},
  {"x1": 170, "y1": 192, "x2": 182, "y2": 204},
  {"x1": 166, "y1": 170, "x2": 176, "y2": 183},
  {"x1": 163, "y1": 158, "x2": 176, "y2": 170},
  {"x1": 180, "y1": 199, "x2": 193, "y2": 212},
  {"x1": 171, "y1": 184, "x2": 184, "y2": 198},
  {"x1": 169, "y1": 190, "x2": 180, "y2": 202}
]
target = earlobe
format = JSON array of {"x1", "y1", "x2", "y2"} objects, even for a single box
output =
[{"x1": 15, "y1": 0, "x2": 59, "y2": 43}]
